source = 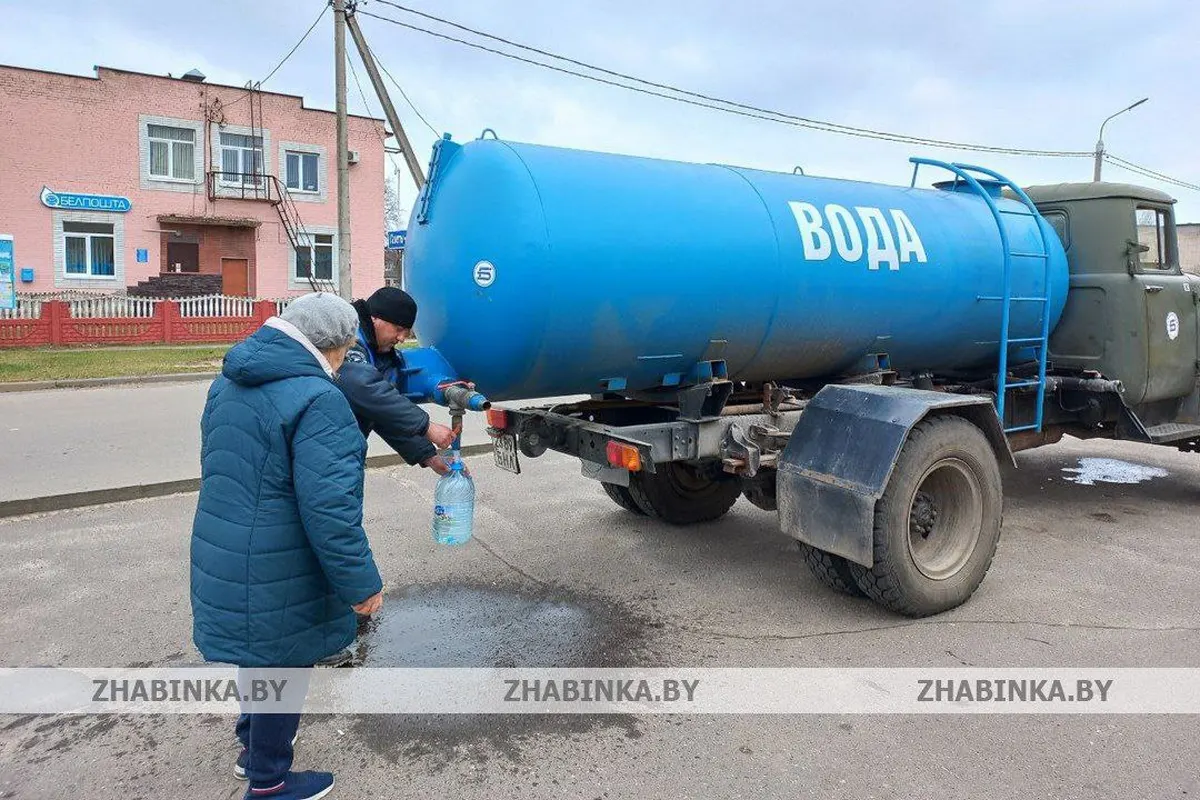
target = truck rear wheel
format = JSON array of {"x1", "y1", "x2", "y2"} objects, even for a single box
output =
[
  {"x1": 627, "y1": 462, "x2": 740, "y2": 525},
  {"x1": 799, "y1": 543, "x2": 866, "y2": 597},
  {"x1": 850, "y1": 415, "x2": 1002, "y2": 617},
  {"x1": 601, "y1": 482, "x2": 647, "y2": 515}
]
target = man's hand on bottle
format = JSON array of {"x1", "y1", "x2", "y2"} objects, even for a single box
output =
[
  {"x1": 426, "y1": 421, "x2": 459, "y2": 450},
  {"x1": 353, "y1": 591, "x2": 383, "y2": 616},
  {"x1": 422, "y1": 455, "x2": 452, "y2": 476},
  {"x1": 422, "y1": 455, "x2": 470, "y2": 476}
]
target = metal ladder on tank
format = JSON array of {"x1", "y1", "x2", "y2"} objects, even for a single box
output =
[{"x1": 909, "y1": 158, "x2": 1053, "y2": 433}]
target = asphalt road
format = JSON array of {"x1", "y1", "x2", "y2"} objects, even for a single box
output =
[
  {"x1": 0, "y1": 435, "x2": 1197, "y2": 799},
  {"x1": 0, "y1": 380, "x2": 580, "y2": 502}
]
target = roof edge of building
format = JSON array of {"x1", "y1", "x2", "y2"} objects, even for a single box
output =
[{"x1": 0, "y1": 62, "x2": 385, "y2": 124}]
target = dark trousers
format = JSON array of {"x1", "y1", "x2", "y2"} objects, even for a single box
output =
[
  {"x1": 236, "y1": 668, "x2": 311, "y2": 790},
  {"x1": 236, "y1": 711, "x2": 300, "y2": 789}
]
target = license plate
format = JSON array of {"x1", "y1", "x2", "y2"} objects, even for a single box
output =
[{"x1": 492, "y1": 432, "x2": 521, "y2": 474}]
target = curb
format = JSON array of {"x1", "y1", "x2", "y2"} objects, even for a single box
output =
[
  {"x1": 0, "y1": 372, "x2": 219, "y2": 393},
  {"x1": 0, "y1": 443, "x2": 494, "y2": 518}
]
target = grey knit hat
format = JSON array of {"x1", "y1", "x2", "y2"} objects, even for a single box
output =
[{"x1": 279, "y1": 292, "x2": 360, "y2": 350}]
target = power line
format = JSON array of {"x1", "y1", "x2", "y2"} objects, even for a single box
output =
[
  {"x1": 362, "y1": 2, "x2": 1090, "y2": 158},
  {"x1": 1104, "y1": 154, "x2": 1200, "y2": 193},
  {"x1": 224, "y1": 3, "x2": 329, "y2": 109},
  {"x1": 265, "y1": 4, "x2": 329, "y2": 84},
  {"x1": 346, "y1": 49, "x2": 408, "y2": 180},
  {"x1": 359, "y1": 35, "x2": 440, "y2": 137}
]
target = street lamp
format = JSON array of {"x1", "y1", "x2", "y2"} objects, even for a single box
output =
[{"x1": 1093, "y1": 97, "x2": 1149, "y2": 182}]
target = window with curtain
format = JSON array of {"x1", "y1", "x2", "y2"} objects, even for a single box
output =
[
  {"x1": 285, "y1": 151, "x2": 320, "y2": 192},
  {"x1": 147, "y1": 124, "x2": 195, "y2": 180},
  {"x1": 219, "y1": 132, "x2": 264, "y2": 186},
  {"x1": 63, "y1": 221, "x2": 115, "y2": 277}
]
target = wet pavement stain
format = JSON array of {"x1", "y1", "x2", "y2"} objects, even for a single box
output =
[
  {"x1": 347, "y1": 582, "x2": 646, "y2": 668},
  {"x1": 341, "y1": 581, "x2": 658, "y2": 769},
  {"x1": 1062, "y1": 457, "x2": 1169, "y2": 486}
]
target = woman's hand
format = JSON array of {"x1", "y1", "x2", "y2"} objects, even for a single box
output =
[{"x1": 353, "y1": 591, "x2": 383, "y2": 615}]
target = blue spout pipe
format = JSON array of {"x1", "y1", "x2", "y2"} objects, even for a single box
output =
[{"x1": 399, "y1": 346, "x2": 491, "y2": 411}]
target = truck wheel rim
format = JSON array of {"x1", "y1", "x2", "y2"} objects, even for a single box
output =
[
  {"x1": 906, "y1": 457, "x2": 982, "y2": 581},
  {"x1": 666, "y1": 462, "x2": 717, "y2": 493}
]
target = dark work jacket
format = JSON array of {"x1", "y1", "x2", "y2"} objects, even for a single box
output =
[{"x1": 338, "y1": 299, "x2": 436, "y2": 466}]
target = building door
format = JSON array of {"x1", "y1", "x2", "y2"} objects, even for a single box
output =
[
  {"x1": 166, "y1": 242, "x2": 199, "y2": 273},
  {"x1": 221, "y1": 258, "x2": 250, "y2": 297}
]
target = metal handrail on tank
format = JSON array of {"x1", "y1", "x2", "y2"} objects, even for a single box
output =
[{"x1": 909, "y1": 157, "x2": 1053, "y2": 433}]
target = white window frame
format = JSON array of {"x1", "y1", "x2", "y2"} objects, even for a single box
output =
[
  {"x1": 139, "y1": 115, "x2": 203, "y2": 193},
  {"x1": 62, "y1": 222, "x2": 116, "y2": 280},
  {"x1": 290, "y1": 228, "x2": 339, "y2": 288},
  {"x1": 277, "y1": 141, "x2": 327, "y2": 204},
  {"x1": 285, "y1": 150, "x2": 321, "y2": 194},
  {"x1": 147, "y1": 124, "x2": 197, "y2": 182},
  {"x1": 219, "y1": 131, "x2": 266, "y2": 187}
]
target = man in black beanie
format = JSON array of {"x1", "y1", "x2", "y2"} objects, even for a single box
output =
[{"x1": 338, "y1": 287, "x2": 457, "y2": 474}]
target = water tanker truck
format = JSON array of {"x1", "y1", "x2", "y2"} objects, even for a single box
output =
[{"x1": 398, "y1": 132, "x2": 1197, "y2": 617}]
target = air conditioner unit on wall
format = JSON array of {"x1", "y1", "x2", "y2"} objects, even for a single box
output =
[{"x1": 347, "y1": 150, "x2": 361, "y2": 164}]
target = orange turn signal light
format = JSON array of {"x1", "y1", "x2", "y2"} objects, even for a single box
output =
[
  {"x1": 486, "y1": 408, "x2": 509, "y2": 430},
  {"x1": 606, "y1": 441, "x2": 642, "y2": 472}
]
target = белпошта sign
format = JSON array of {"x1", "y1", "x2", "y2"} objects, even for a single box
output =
[{"x1": 40, "y1": 186, "x2": 131, "y2": 213}]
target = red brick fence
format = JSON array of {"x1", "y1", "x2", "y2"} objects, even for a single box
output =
[{"x1": 0, "y1": 295, "x2": 291, "y2": 348}]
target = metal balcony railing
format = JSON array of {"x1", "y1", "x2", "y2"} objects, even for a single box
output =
[{"x1": 206, "y1": 171, "x2": 278, "y2": 202}]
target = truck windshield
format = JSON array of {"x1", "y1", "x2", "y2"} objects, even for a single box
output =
[{"x1": 1136, "y1": 206, "x2": 1173, "y2": 270}]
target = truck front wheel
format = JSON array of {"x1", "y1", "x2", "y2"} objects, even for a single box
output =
[
  {"x1": 850, "y1": 415, "x2": 1002, "y2": 617},
  {"x1": 627, "y1": 462, "x2": 740, "y2": 525}
]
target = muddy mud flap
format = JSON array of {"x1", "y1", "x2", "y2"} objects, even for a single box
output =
[{"x1": 776, "y1": 385, "x2": 1011, "y2": 568}]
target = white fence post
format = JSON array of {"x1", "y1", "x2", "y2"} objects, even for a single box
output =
[
  {"x1": 0, "y1": 297, "x2": 43, "y2": 320},
  {"x1": 176, "y1": 295, "x2": 257, "y2": 318},
  {"x1": 12, "y1": 293, "x2": 269, "y2": 321}
]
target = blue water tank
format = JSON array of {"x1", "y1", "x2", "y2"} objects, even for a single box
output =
[{"x1": 405, "y1": 137, "x2": 1068, "y2": 402}]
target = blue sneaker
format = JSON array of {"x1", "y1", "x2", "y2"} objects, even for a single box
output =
[
  {"x1": 244, "y1": 771, "x2": 334, "y2": 800},
  {"x1": 234, "y1": 735, "x2": 299, "y2": 780}
]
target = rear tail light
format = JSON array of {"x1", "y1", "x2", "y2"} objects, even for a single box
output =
[
  {"x1": 606, "y1": 441, "x2": 642, "y2": 472},
  {"x1": 486, "y1": 408, "x2": 509, "y2": 430}
]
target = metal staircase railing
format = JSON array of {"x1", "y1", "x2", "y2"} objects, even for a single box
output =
[
  {"x1": 206, "y1": 170, "x2": 333, "y2": 294},
  {"x1": 910, "y1": 158, "x2": 1053, "y2": 433}
]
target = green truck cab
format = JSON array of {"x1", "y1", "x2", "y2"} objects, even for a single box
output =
[{"x1": 1026, "y1": 182, "x2": 1200, "y2": 442}]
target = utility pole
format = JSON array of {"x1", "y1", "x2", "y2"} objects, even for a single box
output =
[
  {"x1": 345, "y1": 9, "x2": 427, "y2": 191},
  {"x1": 334, "y1": 0, "x2": 353, "y2": 300},
  {"x1": 396, "y1": 166, "x2": 406, "y2": 291},
  {"x1": 1093, "y1": 97, "x2": 1149, "y2": 182}
]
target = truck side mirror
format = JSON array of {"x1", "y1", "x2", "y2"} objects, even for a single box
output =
[{"x1": 1125, "y1": 239, "x2": 1150, "y2": 275}]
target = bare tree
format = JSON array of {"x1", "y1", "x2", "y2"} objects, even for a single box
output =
[{"x1": 384, "y1": 178, "x2": 407, "y2": 235}]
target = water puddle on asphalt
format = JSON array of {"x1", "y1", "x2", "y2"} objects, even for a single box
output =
[
  {"x1": 1061, "y1": 457, "x2": 1169, "y2": 486},
  {"x1": 348, "y1": 584, "x2": 608, "y2": 668},
  {"x1": 339, "y1": 582, "x2": 654, "y2": 767}
]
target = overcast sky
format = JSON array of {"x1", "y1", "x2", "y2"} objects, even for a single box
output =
[{"x1": 2, "y1": 0, "x2": 1197, "y2": 220}]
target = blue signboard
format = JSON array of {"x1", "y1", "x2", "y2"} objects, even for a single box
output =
[
  {"x1": 0, "y1": 236, "x2": 15, "y2": 311},
  {"x1": 40, "y1": 186, "x2": 131, "y2": 213},
  {"x1": 136, "y1": 248, "x2": 149, "y2": 263},
  {"x1": 387, "y1": 230, "x2": 407, "y2": 250}
]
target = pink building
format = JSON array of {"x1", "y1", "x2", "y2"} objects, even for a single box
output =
[{"x1": 0, "y1": 64, "x2": 386, "y2": 298}]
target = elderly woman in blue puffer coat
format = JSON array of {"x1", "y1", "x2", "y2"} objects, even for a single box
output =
[{"x1": 191, "y1": 292, "x2": 382, "y2": 800}]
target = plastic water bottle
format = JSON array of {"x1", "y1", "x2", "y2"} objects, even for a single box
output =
[{"x1": 432, "y1": 461, "x2": 475, "y2": 545}]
